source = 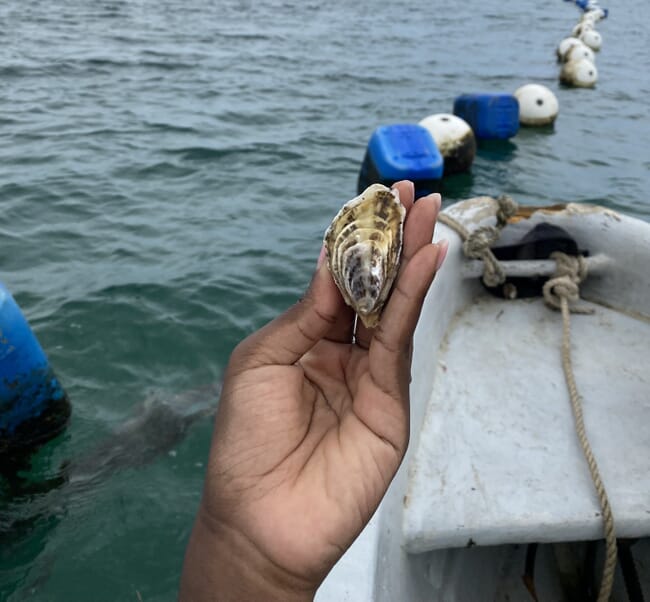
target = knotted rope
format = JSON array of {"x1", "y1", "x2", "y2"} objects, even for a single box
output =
[
  {"x1": 438, "y1": 199, "x2": 618, "y2": 600},
  {"x1": 437, "y1": 194, "x2": 517, "y2": 287},
  {"x1": 542, "y1": 252, "x2": 593, "y2": 314},
  {"x1": 544, "y1": 252, "x2": 617, "y2": 602}
]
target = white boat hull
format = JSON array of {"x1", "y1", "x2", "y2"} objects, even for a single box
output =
[{"x1": 317, "y1": 199, "x2": 650, "y2": 601}]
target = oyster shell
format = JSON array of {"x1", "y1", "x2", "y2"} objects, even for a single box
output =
[{"x1": 324, "y1": 184, "x2": 405, "y2": 328}]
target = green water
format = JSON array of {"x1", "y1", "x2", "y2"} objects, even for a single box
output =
[{"x1": 1, "y1": 0, "x2": 649, "y2": 599}]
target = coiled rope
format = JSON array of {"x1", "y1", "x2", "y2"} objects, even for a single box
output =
[
  {"x1": 440, "y1": 201, "x2": 617, "y2": 601},
  {"x1": 543, "y1": 252, "x2": 617, "y2": 602},
  {"x1": 437, "y1": 194, "x2": 518, "y2": 287}
]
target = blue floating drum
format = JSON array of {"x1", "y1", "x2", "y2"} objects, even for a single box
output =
[
  {"x1": 0, "y1": 282, "x2": 70, "y2": 461},
  {"x1": 453, "y1": 93, "x2": 520, "y2": 140},
  {"x1": 357, "y1": 124, "x2": 444, "y2": 197}
]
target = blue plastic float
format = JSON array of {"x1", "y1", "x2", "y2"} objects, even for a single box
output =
[
  {"x1": 565, "y1": 0, "x2": 608, "y2": 18},
  {"x1": 453, "y1": 93, "x2": 520, "y2": 140},
  {"x1": 0, "y1": 282, "x2": 69, "y2": 457},
  {"x1": 357, "y1": 124, "x2": 444, "y2": 196}
]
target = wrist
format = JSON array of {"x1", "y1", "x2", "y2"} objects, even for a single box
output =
[{"x1": 179, "y1": 503, "x2": 316, "y2": 602}]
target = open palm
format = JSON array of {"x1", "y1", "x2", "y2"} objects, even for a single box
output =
[{"x1": 181, "y1": 181, "x2": 445, "y2": 601}]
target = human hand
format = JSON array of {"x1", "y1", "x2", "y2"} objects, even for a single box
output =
[{"x1": 179, "y1": 181, "x2": 447, "y2": 602}]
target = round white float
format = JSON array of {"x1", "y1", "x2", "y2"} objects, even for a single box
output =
[
  {"x1": 565, "y1": 43, "x2": 596, "y2": 64},
  {"x1": 584, "y1": 8, "x2": 606, "y2": 23},
  {"x1": 581, "y1": 29, "x2": 602, "y2": 51},
  {"x1": 560, "y1": 59, "x2": 598, "y2": 88},
  {"x1": 582, "y1": 12, "x2": 599, "y2": 25},
  {"x1": 557, "y1": 37, "x2": 582, "y2": 62},
  {"x1": 514, "y1": 84, "x2": 559, "y2": 126},
  {"x1": 572, "y1": 21, "x2": 593, "y2": 38},
  {"x1": 418, "y1": 113, "x2": 476, "y2": 174}
]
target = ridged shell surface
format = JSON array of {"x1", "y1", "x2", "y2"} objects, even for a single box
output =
[{"x1": 324, "y1": 184, "x2": 405, "y2": 328}]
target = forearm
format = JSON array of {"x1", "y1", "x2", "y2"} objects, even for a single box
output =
[{"x1": 179, "y1": 505, "x2": 316, "y2": 602}]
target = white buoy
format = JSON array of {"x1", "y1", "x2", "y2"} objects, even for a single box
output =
[
  {"x1": 560, "y1": 59, "x2": 598, "y2": 88},
  {"x1": 557, "y1": 37, "x2": 582, "y2": 62},
  {"x1": 582, "y1": 12, "x2": 599, "y2": 26},
  {"x1": 514, "y1": 84, "x2": 559, "y2": 126},
  {"x1": 581, "y1": 29, "x2": 602, "y2": 51},
  {"x1": 565, "y1": 42, "x2": 596, "y2": 65},
  {"x1": 418, "y1": 113, "x2": 476, "y2": 174},
  {"x1": 572, "y1": 21, "x2": 593, "y2": 38},
  {"x1": 584, "y1": 7, "x2": 606, "y2": 23}
]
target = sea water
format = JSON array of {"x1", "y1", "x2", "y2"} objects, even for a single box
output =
[{"x1": 1, "y1": 0, "x2": 649, "y2": 599}]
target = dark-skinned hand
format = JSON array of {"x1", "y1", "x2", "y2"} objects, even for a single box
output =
[{"x1": 180, "y1": 181, "x2": 447, "y2": 601}]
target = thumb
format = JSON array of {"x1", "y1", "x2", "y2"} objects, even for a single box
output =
[{"x1": 230, "y1": 258, "x2": 345, "y2": 370}]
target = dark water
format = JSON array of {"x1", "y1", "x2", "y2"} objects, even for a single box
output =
[{"x1": 1, "y1": 0, "x2": 648, "y2": 599}]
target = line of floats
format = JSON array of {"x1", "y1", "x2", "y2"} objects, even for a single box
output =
[
  {"x1": 0, "y1": 0, "x2": 609, "y2": 463},
  {"x1": 358, "y1": 0, "x2": 608, "y2": 197}
]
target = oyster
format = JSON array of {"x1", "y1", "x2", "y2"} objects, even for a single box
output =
[{"x1": 324, "y1": 183, "x2": 406, "y2": 328}]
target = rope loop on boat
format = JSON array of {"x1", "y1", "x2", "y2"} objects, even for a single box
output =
[
  {"x1": 495, "y1": 194, "x2": 518, "y2": 226},
  {"x1": 462, "y1": 226, "x2": 505, "y2": 287},
  {"x1": 542, "y1": 252, "x2": 594, "y2": 314},
  {"x1": 438, "y1": 200, "x2": 618, "y2": 602},
  {"x1": 546, "y1": 252, "x2": 617, "y2": 602},
  {"x1": 438, "y1": 194, "x2": 516, "y2": 288}
]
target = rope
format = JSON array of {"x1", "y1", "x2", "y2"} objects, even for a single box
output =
[
  {"x1": 544, "y1": 252, "x2": 617, "y2": 602},
  {"x1": 542, "y1": 252, "x2": 594, "y2": 314},
  {"x1": 437, "y1": 194, "x2": 517, "y2": 287},
  {"x1": 439, "y1": 200, "x2": 618, "y2": 599}
]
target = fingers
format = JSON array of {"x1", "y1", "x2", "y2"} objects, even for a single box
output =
[
  {"x1": 356, "y1": 190, "x2": 441, "y2": 349},
  {"x1": 368, "y1": 243, "x2": 442, "y2": 400},
  {"x1": 231, "y1": 259, "x2": 352, "y2": 371},
  {"x1": 401, "y1": 192, "x2": 441, "y2": 266},
  {"x1": 229, "y1": 181, "x2": 432, "y2": 371},
  {"x1": 391, "y1": 180, "x2": 415, "y2": 213}
]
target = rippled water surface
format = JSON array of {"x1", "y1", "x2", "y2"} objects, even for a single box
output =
[{"x1": 1, "y1": 0, "x2": 649, "y2": 599}]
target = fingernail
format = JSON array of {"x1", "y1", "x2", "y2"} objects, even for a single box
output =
[
  {"x1": 435, "y1": 239, "x2": 449, "y2": 271},
  {"x1": 391, "y1": 180, "x2": 413, "y2": 191},
  {"x1": 316, "y1": 245, "x2": 327, "y2": 269},
  {"x1": 420, "y1": 192, "x2": 441, "y2": 211}
]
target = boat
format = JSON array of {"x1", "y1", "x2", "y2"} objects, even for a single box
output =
[{"x1": 316, "y1": 196, "x2": 650, "y2": 601}]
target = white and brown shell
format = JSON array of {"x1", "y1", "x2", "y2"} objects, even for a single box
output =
[{"x1": 324, "y1": 184, "x2": 405, "y2": 328}]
